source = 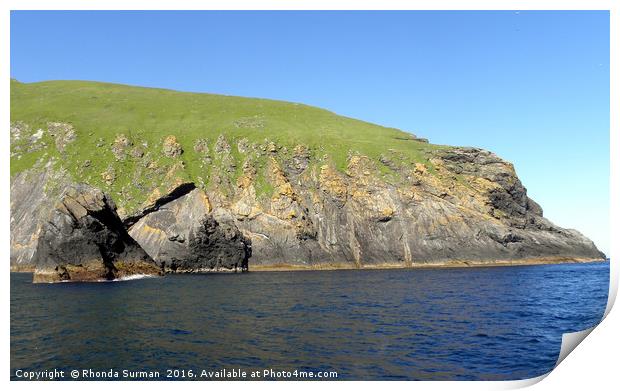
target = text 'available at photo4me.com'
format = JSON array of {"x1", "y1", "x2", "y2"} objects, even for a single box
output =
[{"x1": 14, "y1": 368, "x2": 340, "y2": 380}]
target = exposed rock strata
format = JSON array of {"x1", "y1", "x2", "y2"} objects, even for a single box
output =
[
  {"x1": 10, "y1": 175, "x2": 160, "y2": 282},
  {"x1": 119, "y1": 145, "x2": 604, "y2": 270},
  {"x1": 10, "y1": 169, "x2": 59, "y2": 269},
  {"x1": 10, "y1": 81, "x2": 604, "y2": 278},
  {"x1": 126, "y1": 187, "x2": 251, "y2": 272},
  {"x1": 11, "y1": 144, "x2": 605, "y2": 276}
]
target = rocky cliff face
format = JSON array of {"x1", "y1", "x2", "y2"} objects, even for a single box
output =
[
  {"x1": 9, "y1": 81, "x2": 605, "y2": 276},
  {"x1": 185, "y1": 144, "x2": 603, "y2": 268},
  {"x1": 116, "y1": 143, "x2": 606, "y2": 269},
  {"x1": 10, "y1": 173, "x2": 160, "y2": 282},
  {"x1": 10, "y1": 169, "x2": 56, "y2": 270},
  {"x1": 10, "y1": 137, "x2": 604, "y2": 278},
  {"x1": 11, "y1": 142, "x2": 605, "y2": 279},
  {"x1": 126, "y1": 187, "x2": 251, "y2": 272}
]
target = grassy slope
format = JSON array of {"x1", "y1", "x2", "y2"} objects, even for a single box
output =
[{"x1": 10, "y1": 79, "x2": 444, "y2": 212}]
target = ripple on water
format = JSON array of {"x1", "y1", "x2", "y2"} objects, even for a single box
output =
[{"x1": 10, "y1": 262, "x2": 609, "y2": 380}]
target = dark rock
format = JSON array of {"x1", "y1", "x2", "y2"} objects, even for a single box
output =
[
  {"x1": 127, "y1": 188, "x2": 252, "y2": 272},
  {"x1": 169, "y1": 215, "x2": 251, "y2": 272},
  {"x1": 30, "y1": 184, "x2": 159, "y2": 282}
]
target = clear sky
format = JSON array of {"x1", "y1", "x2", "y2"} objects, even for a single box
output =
[{"x1": 10, "y1": 11, "x2": 610, "y2": 254}]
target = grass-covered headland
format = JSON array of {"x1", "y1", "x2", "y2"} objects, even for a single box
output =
[{"x1": 10, "y1": 79, "x2": 443, "y2": 214}]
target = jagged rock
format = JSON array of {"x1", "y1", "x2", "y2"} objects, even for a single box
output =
[
  {"x1": 123, "y1": 182, "x2": 197, "y2": 227},
  {"x1": 10, "y1": 170, "x2": 61, "y2": 270},
  {"x1": 436, "y1": 147, "x2": 541, "y2": 224},
  {"x1": 171, "y1": 213, "x2": 251, "y2": 272},
  {"x1": 9, "y1": 140, "x2": 605, "y2": 275},
  {"x1": 242, "y1": 158, "x2": 257, "y2": 177},
  {"x1": 127, "y1": 188, "x2": 251, "y2": 272},
  {"x1": 10, "y1": 121, "x2": 26, "y2": 141},
  {"x1": 30, "y1": 128, "x2": 44, "y2": 143},
  {"x1": 237, "y1": 138, "x2": 249, "y2": 154},
  {"x1": 214, "y1": 134, "x2": 231, "y2": 154},
  {"x1": 267, "y1": 141, "x2": 278, "y2": 153},
  {"x1": 10, "y1": 172, "x2": 159, "y2": 282},
  {"x1": 112, "y1": 134, "x2": 132, "y2": 160},
  {"x1": 130, "y1": 146, "x2": 145, "y2": 158},
  {"x1": 31, "y1": 184, "x2": 159, "y2": 282},
  {"x1": 414, "y1": 163, "x2": 427, "y2": 175},
  {"x1": 101, "y1": 165, "x2": 116, "y2": 185},
  {"x1": 222, "y1": 154, "x2": 236, "y2": 172},
  {"x1": 287, "y1": 145, "x2": 310, "y2": 175},
  {"x1": 224, "y1": 149, "x2": 604, "y2": 268},
  {"x1": 194, "y1": 138, "x2": 209, "y2": 155},
  {"x1": 10, "y1": 122, "x2": 47, "y2": 154},
  {"x1": 162, "y1": 135, "x2": 183, "y2": 157}
]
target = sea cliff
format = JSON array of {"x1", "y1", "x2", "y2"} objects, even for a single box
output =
[{"x1": 9, "y1": 80, "x2": 604, "y2": 282}]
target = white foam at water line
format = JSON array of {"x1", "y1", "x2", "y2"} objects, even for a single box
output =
[{"x1": 112, "y1": 274, "x2": 159, "y2": 282}]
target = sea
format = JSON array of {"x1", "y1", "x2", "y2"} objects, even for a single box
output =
[{"x1": 10, "y1": 261, "x2": 609, "y2": 380}]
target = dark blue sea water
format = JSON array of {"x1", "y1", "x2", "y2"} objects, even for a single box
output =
[{"x1": 11, "y1": 262, "x2": 609, "y2": 380}]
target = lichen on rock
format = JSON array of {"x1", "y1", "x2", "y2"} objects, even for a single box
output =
[
  {"x1": 162, "y1": 135, "x2": 183, "y2": 157},
  {"x1": 101, "y1": 165, "x2": 116, "y2": 185}
]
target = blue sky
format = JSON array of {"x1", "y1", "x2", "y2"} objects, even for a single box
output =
[{"x1": 10, "y1": 11, "x2": 610, "y2": 254}]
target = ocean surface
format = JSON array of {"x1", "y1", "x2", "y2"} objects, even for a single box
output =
[{"x1": 11, "y1": 261, "x2": 609, "y2": 380}]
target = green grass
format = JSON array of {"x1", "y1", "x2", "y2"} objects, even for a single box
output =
[{"x1": 10, "y1": 79, "x2": 446, "y2": 213}]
